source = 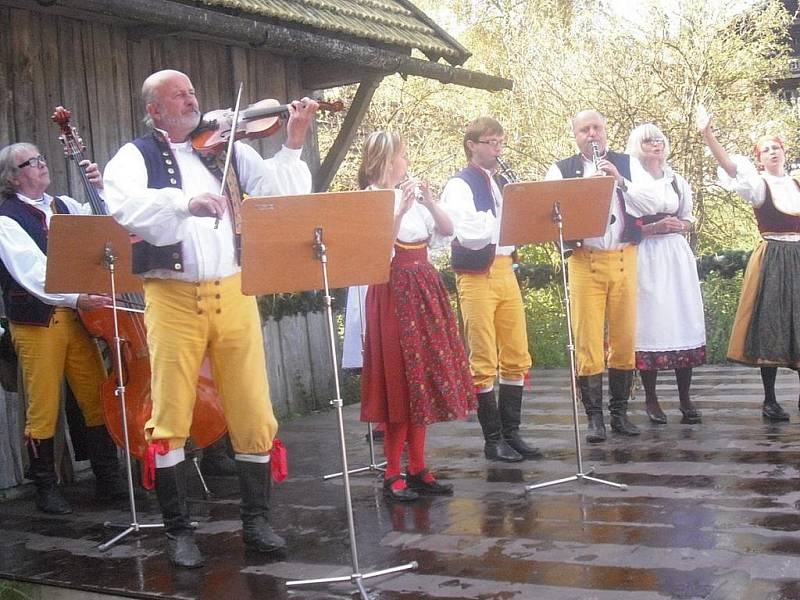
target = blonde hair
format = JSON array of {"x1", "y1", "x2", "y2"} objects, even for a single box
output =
[
  {"x1": 625, "y1": 123, "x2": 670, "y2": 166},
  {"x1": 357, "y1": 131, "x2": 403, "y2": 189}
]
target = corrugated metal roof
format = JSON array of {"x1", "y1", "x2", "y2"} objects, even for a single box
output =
[{"x1": 196, "y1": 0, "x2": 469, "y2": 64}]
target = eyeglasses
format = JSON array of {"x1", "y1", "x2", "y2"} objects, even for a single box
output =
[
  {"x1": 760, "y1": 144, "x2": 783, "y2": 153},
  {"x1": 475, "y1": 139, "x2": 505, "y2": 148},
  {"x1": 642, "y1": 138, "x2": 665, "y2": 146},
  {"x1": 17, "y1": 154, "x2": 47, "y2": 169}
]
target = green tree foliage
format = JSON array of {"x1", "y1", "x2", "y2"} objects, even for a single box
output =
[{"x1": 315, "y1": 0, "x2": 798, "y2": 363}]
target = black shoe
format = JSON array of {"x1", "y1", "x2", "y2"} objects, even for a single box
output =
[
  {"x1": 763, "y1": 398, "x2": 790, "y2": 422},
  {"x1": 365, "y1": 428, "x2": 385, "y2": 443},
  {"x1": 406, "y1": 470, "x2": 453, "y2": 496},
  {"x1": 85, "y1": 426, "x2": 127, "y2": 501},
  {"x1": 484, "y1": 439, "x2": 524, "y2": 462},
  {"x1": 645, "y1": 402, "x2": 667, "y2": 424},
  {"x1": 680, "y1": 407, "x2": 702, "y2": 424},
  {"x1": 610, "y1": 414, "x2": 641, "y2": 436},
  {"x1": 383, "y1": 475, "x2": 419, "y2": 501},
  {"x1": 166, "y1": 531, "x2": 204, "y2": 569},
  {"x1": 503, "y1": 433, "x2": 543, "y2": 459},
  {"x1": 35, "y1": 485, "x2": 72, "y2": 514},
  {"x1": 242, "y1": 515, "x2": 286, "y2": 554}
]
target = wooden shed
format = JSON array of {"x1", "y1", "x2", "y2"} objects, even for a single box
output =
[{"x1": 0, "y1": 0, "x2": 511, "y2": 490}]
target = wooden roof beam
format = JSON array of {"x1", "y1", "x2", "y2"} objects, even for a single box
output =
[{"x1": 52, "y1": 0, "x2": 513, "y2": 92}]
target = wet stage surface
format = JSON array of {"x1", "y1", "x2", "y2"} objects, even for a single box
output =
[{"x1": 2, "y1": 365, "x2": 800, "y2": 599}]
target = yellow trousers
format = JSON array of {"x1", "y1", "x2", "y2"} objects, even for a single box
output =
[
  {"x1": 456, "y1": 256, "x2": 532, "y2": 390},
  {"x1": 11, "y1": 308, "x2": 105, "y2": 439},
  {"x1": 143, "y1": 273, "x2": 277, "y2": 453},
  {"x1": 569, "y1": 246, "x2": 637, "y2": 376}
]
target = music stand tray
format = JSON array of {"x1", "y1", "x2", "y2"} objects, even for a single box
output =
[
  {"x1": 498, "y1": 177, "x2": 628, "y2": 493},
  {"x1": 241, "y1": 190, "x2": 417, "y2": 600},
  {"x1": 45, "y1": 215, "x2": 163, "y2": 550}
]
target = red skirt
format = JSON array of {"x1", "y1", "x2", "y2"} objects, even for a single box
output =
[{"x1": 360, "y1": 244, "x2": 475, "y2": 426}]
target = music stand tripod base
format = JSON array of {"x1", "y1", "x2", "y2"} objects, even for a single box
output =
[{"x1": 323, "y1": 422, "x2": 386, "y2": 481}]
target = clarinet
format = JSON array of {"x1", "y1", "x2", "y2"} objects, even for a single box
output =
[
  {"x1": 495, "y1": 157, "x2": 519, "y2": 184},
  {"x1": 590, "y1": 141, "x2": 602, "y2": 172}
]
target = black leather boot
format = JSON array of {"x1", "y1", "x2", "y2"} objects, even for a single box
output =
[
  {"x1": 608, "y1": 368, "x2": 640, "y2": 436},
  {"x1": 578, "y1": 374, "x2": 605, "y2": 443},
  {"x1": 156, "y1": 461, "x2": 204, "y2": 568},
  {"x1": 236, "y1": 459, "x2": 286, "y2": 554},
  {"x1": 498, "y1": 384, "x2": 542, "y2": 459},
  {"x1": 761, "y1": 366, "x2": 789, "y2": 421},
  {"x1": 200, "y1": 435, "x2": 237, "y2": 476},
  {"x1": 85, "y1": 426, "x2": 127, "y2": 501},
  {"x1": 26, "y1": 437, "x2": 71, "y2": 514},
  {"x1": 476, "y1": 390, "x2": 523, "y2": 462}
]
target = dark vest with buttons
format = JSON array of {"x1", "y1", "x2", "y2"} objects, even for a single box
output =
[
  {"x1": 754, "y1": 179, "x2": 800, "y2": 234},
  {"x1": 0, "y1": 194, "x2": 71, "y2": 325},
  {"x1": 130, "y1": 133, "x2": 186, "y2": 274},
  {"x1": 555, "y1": 151, "x2": 642, "y2": 244},
  {"x1": 450, "y1": 163, "x2": 505, "y2": 274}
]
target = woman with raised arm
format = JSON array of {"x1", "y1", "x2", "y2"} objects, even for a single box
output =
[
  {"x1": 700, "y1": 112, "x2": 800, "y2": 421},
  {"x1": 359, "y1": 131, "x2": 474, "y2": 501},
  {"x1": 624, "y1": 124, "x2": 706, "y2": 425}
]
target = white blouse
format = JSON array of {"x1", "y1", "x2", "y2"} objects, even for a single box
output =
[{"x1": 626, "y1": 161, "x2": 694, "y2": 222}]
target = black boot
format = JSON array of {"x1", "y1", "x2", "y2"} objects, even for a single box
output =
[
  {"x1": 200, "y1": 435, "x2": 237, "y2": 476},
  {"x1": 578, "y1": 374, "x2": 605, "y2": 443},
  {"x1": 156, "y1": 461, "x2": 204, "y2": 568},
  {"x1": 498, "y1": 384, "x2": 542, "y2": 459},
  {"x1": 608, "y1": 368, "x2": 640, "y2": 436},
  {"x1": 236, "y1": 459, "x2": 286, "y2": 554},
  {"x1": 85, "y1": 426, "x2": 127, "y2": 501},
  {"x1": 476, "y1": 390, "x2": 523, "y2": 462},
  {"x1": 26, "y1": 438, "x2": 71, "y2": 514}
]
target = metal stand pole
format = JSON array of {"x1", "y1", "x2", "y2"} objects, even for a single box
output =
[
  {"x1": 287, "y1": 228, "x2": 416, "y2": 599},
  {"x1": 525, "y1": 203, "x2": 627, "y2": 493},
  {"x1": 324, "y1": 287, "x2": 386, "y2": 481},
  {"x1": 98, "y1": 243, "x2": 163, "y2": 551}
]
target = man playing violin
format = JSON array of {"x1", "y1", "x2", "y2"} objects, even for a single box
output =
[
  {"x1": 104, "y1": 69, "x2": 317, "y2": 568},
  {"x1": 545, "y1": 109, "x2": 641, "y2": 443},
  {"x1": 0, "y1": 143, "x2": 125, "y2": 514}
]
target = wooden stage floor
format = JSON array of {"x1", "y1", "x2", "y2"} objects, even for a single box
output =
[{"x1": 1, "y1": 365, "x2": 800, "y2": 599}]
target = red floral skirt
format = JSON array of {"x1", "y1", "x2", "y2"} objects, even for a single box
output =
[
  {"x1": 636, "y1": 346, "x2": 706, "y2": 371},
  {"x1": 360, "y1": 244, "x2": 475, "y2": 426}
]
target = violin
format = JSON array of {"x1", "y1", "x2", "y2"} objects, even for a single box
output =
[
  {"x1": 191, "y1": 98, "x2": 344, "y2": 154},
  {"x1": 51, "y1": 106, "x2": 227, "y2": 459}
]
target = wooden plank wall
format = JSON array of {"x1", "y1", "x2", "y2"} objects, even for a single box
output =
[
  {"x1": 0, "y1": 6, "x2": 318, "y2": 195},
  {"x1": 0, "y1": 6, "x2": 339, "y2": 490}
]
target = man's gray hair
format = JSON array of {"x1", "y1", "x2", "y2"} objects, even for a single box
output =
[{"x1": 0, "y1": 143, "x2": 37, "y2": 196}]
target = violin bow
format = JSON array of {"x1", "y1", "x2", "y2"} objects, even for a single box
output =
[{"x1": 214, "y1": 81, "x2": 244, "y2": 230}]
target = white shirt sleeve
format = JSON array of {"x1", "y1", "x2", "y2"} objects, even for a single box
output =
[
  {"x1": 0, "y1": 217, "x2": 79, "y2": 308},
  {"x1": 243, "y1": 144, "x2": 312, "y2": 197},
  {"x1": 440, "y1": 177, "x2": 496, "y2": 249},
  {"x1": 717, "y1": 155, "x2": 766, "y2": 208},
  {"x1": 103, "y1": 142, "x2": 192, "y2": 246}
]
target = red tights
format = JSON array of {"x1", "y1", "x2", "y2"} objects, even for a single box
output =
[{"x1": 383, "y1": 422, "x2": 426, "y2": 490}]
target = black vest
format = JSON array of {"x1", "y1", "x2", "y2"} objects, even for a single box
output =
[
  {"x1": 450, "y1": 164, "x2": 504, "y2": 274},
  {"x1": 0, "y1": 194, "x2": 71, "y2": 325},
  {"x1": 555, "y1": 151, "x2": 641, "y2": 244},
  {"x1": 129, "y1": 133, "x2": 186, "y2": 274}
]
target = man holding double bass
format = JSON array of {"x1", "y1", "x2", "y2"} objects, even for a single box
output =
[
  {"x1": 0, "y1": 143, "x2": 125, "y2": 515},
  {"x1": 104, "y1": 69, "x2": 318, "y2": 568}
]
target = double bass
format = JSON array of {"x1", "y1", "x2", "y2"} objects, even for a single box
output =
[{"x1": 52, "y1": 106, "x2": 227, "y2": 459}]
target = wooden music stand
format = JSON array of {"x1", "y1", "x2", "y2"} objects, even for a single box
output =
[
  {"x1": 497, "y1": 177, "x2": 628, "y2": 493},
  {"x1": 240, "y1": 190, "x2": 417, "y2": 600},
  {"x1": 45, "y1": 214, "x2": 162, "y2": 550}
]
